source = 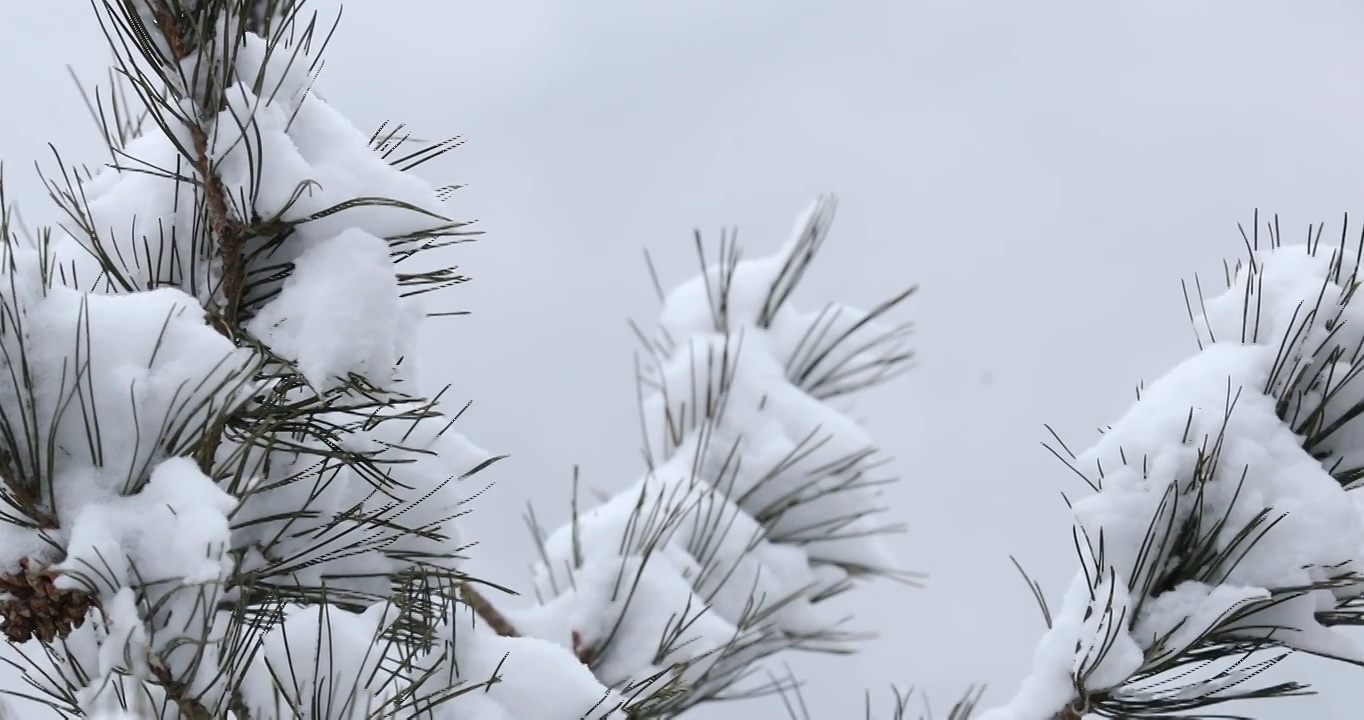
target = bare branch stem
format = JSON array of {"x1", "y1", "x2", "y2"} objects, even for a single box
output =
[
  {"x1": 459, "y1": 580, "x2": 518, "y2": 637},
  {"x1": 148, "y1": 1, "x2": 249, "y2": 477}
]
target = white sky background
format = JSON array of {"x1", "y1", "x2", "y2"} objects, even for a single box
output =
[{"x1": 3, "y1": 1, "x2": 1364, "y2": 717}]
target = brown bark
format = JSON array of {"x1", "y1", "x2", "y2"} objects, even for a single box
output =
[{"x1": 147, "y1": 2, "x2": 248, "y2": 480}]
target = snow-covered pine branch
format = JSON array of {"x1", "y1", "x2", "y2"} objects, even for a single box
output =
[
  {"x1": 0, "y1": 2, "x2": 919, "y2": 719},
  {"x1": 984, "y1": 218, "x2": 1364, "y2": 719},
  {"x1": 0, "y1": 1, "x2": 622, "y2": 717},
  {"x1": 494, "y1": 196, "x2": 918, "y2": 716}
]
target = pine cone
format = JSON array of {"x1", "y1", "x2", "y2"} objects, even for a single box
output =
[{"x1": 0, "y1": 559, "x2": 96, "y2": 643}]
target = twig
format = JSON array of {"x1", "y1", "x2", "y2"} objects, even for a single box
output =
[
  {"x1": 151, "y1": 656, "x2": 213, "y2": 720},
  {"x1": 459, "y1": 580, "x2": 518, "y2": 637}
]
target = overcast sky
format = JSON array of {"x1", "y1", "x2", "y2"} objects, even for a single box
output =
[{"x1": 4, "y1": 1, "x2": 1364, "y2": 718}]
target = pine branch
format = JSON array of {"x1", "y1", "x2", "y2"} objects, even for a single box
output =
[
  {"x1": 498, "y1": 197, "x2": 916, "y2": 718},
  {"x1": 986, "y1": 215, "x2": 1364, "y2": 718},
  {"x1": 1, "y1": 1, "x2": 508, "y2": 715}
]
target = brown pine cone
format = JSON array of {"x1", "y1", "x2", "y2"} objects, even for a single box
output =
[{"x1": 0, "y1": 559, "x2": 96, "y2": 643}]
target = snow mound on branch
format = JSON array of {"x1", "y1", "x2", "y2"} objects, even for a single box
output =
[
  {"x1": 223, "y1": 34, "x2": 446, "y2": 244},
  {"x1": 55, "y1": 461, "x2": 237, "y2": 710},
  {"x1": 984, "y1": 246, "x2": 1364, "y2": 719},
  {"x1": 525, "y1": 452, "x2": 838, "y2": 639},
  {"x1": 56, "y1": 457, "x2": 236, "y2": 594},
  {"x1": 437, "y1": 618, "x2": 626, "y2": 720},
  {"x1": 0, "y1": 251, "x2": 254, "y2": 573},
  {"x1": 247, "y1": 227, "x2": 413, "y2": 389},
  {"x1": 396, "y1": 604, "x2": 626, "y2": 720},
  {"x1": 240, "y1": 603, "x2": 396, "y2": 720}
]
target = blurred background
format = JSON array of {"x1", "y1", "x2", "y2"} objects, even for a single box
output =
[{"x1": 3, "y1": 1, "x2": 1364, "y2": 717}]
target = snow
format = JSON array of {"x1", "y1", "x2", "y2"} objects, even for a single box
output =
[
  {"x1": 247, "y1": 227, "x2": 418, "y2": 389},
  {"x1": 78, "y1": 589, "x2": 155, "y2": 713},
  {"x1": 56, "y1": 457, "x2": 236, "y2": 593},
  {"x1": 416, "y1": 605, "x2": 627, "y2": 720},
  {"x1": 982, "y1": 244, "x2": 1364, "y2": 719},
  {"x1": 216, "y1": 33, "x2": 445, "y2": 393},
  {"x1": 226, "y1": 407, "x2": 487, "y2": 601},
  {"x1": 528, "y1": 452, "x2": 840, "y2": 638},
  {"x1": 1133, "y1": 581, "x2": 1269, "y2": 667},
  {"x1": 0, "y1": 249, "x2": 255, "y2": 574},
  {"x1": 46, "y1": 122, "x2": 205, "y2": 297},
  {"x1": 240, "y1": 597, "x2": 632, "y2": 720},
  {"x1": 240, "y1": 602, "x2": 395, "y2": 720},
  {"x1": 199, "y1": 28, "x2": 491, "y2": 614},
  {"x1": 46, "y1": 458, "x2": 237, "y2": 707},
  {"x1": 512, "y1": 553, "x2": 750, "y2": 694}
]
